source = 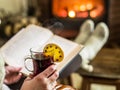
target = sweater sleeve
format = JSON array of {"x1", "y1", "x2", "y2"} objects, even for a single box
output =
[{"x1": 0, "y1": 53, "x2": 5, "y2": 90}]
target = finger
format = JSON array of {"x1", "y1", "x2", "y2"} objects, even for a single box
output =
[
  {"x1": 38, "y1": 64, "x2": 57, "y2": 78},
  {"x1": 6, "y1": 66, "x2": 22, "y2": 73},
  {"x1": 11, "y1": 67, "x2": 22, "y2": 72},
  {"x1": 12, "y1": 73, "x2": 23, "y2": 83},
  {"x1": 4, "y1": 73, "x2": 23, "y2": 84},
  {"x1": 48, "y1": 70, "x2": 59, "y2": 82}
]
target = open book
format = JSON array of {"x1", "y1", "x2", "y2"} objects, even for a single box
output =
[{"x1": 0, "y1": 24, "x2": 83, "y2": 76}]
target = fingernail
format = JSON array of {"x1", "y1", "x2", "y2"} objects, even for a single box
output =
[{"x1": 53, "y1": 64, "x2": 57, "y2": 69}]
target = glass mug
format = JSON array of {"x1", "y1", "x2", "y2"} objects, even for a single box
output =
[{"x1": 24, "y1": 47, "x2": 54, "y2": 77}]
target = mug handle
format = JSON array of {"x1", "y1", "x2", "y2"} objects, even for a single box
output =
[{"x1": 24, "y1": 57, "x2": 34, "y2": 72}]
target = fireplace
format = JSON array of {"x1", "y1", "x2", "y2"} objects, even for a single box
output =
[
  {"x1": 51, "y1": 0, "x2": 106, "y2": 30},
  {"x1": 49, "y1": 0, "x2": 107, "y2": 38},
  {"x1": 35, "y1": 0, "x2": 107, "y2": 30},
  {"x1": 52, "y1": 0, "x2": 105, "y2": 19}
]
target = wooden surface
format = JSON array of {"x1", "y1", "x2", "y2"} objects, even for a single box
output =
[
  {"x1": 77, "y1": 48, "x2": 120, "y2": 79},
  {"x1": 81, "y1": 75, "x2": 120, "y2": 90},
  {"x1": 108, "y1": 0, "x2": 120, "y2": 45}
]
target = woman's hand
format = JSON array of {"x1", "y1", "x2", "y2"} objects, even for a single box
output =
[
  {"x1": 4, "y1": 66, "x2": 22, "y2": 85},
  {"x1": 21, "y1": 64, "x2": 59, "y2": 90}
]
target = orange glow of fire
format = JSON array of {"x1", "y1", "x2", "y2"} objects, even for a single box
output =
[
  {"x1": 52, "y1": 0, "x2": 105, "y2": 18},
  {"x1": 90, "y1": 5, "x2": 104, "y2": 18},
  {"x1": 90, "y1": 11, "x2": 97, "y2": 18},
  {"x1": 79, "y1": 3, "x2": 93, "y2": 11},
  {"x1": 68, "y1": 10, "x2": 76, "y2": 18},
  {"x1": 74, "y1": 5, "x2": 80, "y2": 11},
  {"x1": 86, "y1": 3, "x2": 93, "y2": 10},
  {"x1": 80, "y1": 5, "x2": 86, "y2": 11},
  {"x1": 59, "y1": 9, "x2": 68, "y2": 18},
  {"x1": 76, "y1": 11, "x2": 88, "y2": 18}
]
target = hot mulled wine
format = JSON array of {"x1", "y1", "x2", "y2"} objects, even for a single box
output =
[{"x1": 32, "y1": 55, "x2": 54, "y2": 76}]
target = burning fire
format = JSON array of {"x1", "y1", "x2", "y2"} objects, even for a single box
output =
[{"x1": 52, "y1": 0, "x2": 105, "y2": 19}]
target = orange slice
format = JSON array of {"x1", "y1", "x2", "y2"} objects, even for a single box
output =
[{"x1": 43, "y1": 43, "x2": 64, "y2": 62}]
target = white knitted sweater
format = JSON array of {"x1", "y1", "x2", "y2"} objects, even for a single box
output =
[{"x1": 0, "y1": 53, "x2": 5, "y2": 90}]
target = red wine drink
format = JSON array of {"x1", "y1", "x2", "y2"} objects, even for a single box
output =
[
  {"x1": 32, "y1": 54, "x2": 54, "y2": 76},
  {"x1": 24, "y1": 46, "x2": 54, "y2": 77}
]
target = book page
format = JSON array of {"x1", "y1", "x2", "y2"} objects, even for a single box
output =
[{"x1": 0, "y1": 24, "x2": 53, "y2": 75}]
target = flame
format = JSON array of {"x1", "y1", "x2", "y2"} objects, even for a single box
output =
[
  {"x1": 86, "y1": 3, "x2": 93, "y2": 10},
  {"x1": 80, "y1": 5, "x2": 86, "y2": 11},
  {"x1": 59, "y1": 9, "x2": 67, "y2": 17},
  {"x1": 52, "y1": 0, "x2": 105, "y2": 18},
  {"x1": 68, "y1": 10, "x2": 76, "y2": 18}
]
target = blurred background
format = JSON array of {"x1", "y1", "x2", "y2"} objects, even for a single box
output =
[
  {"x1": 0, "y1": 0, "x2": 120, "y2": 90},
  {"x1": 0, "y1": 0, "x2": 120, "y2": 47}
]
